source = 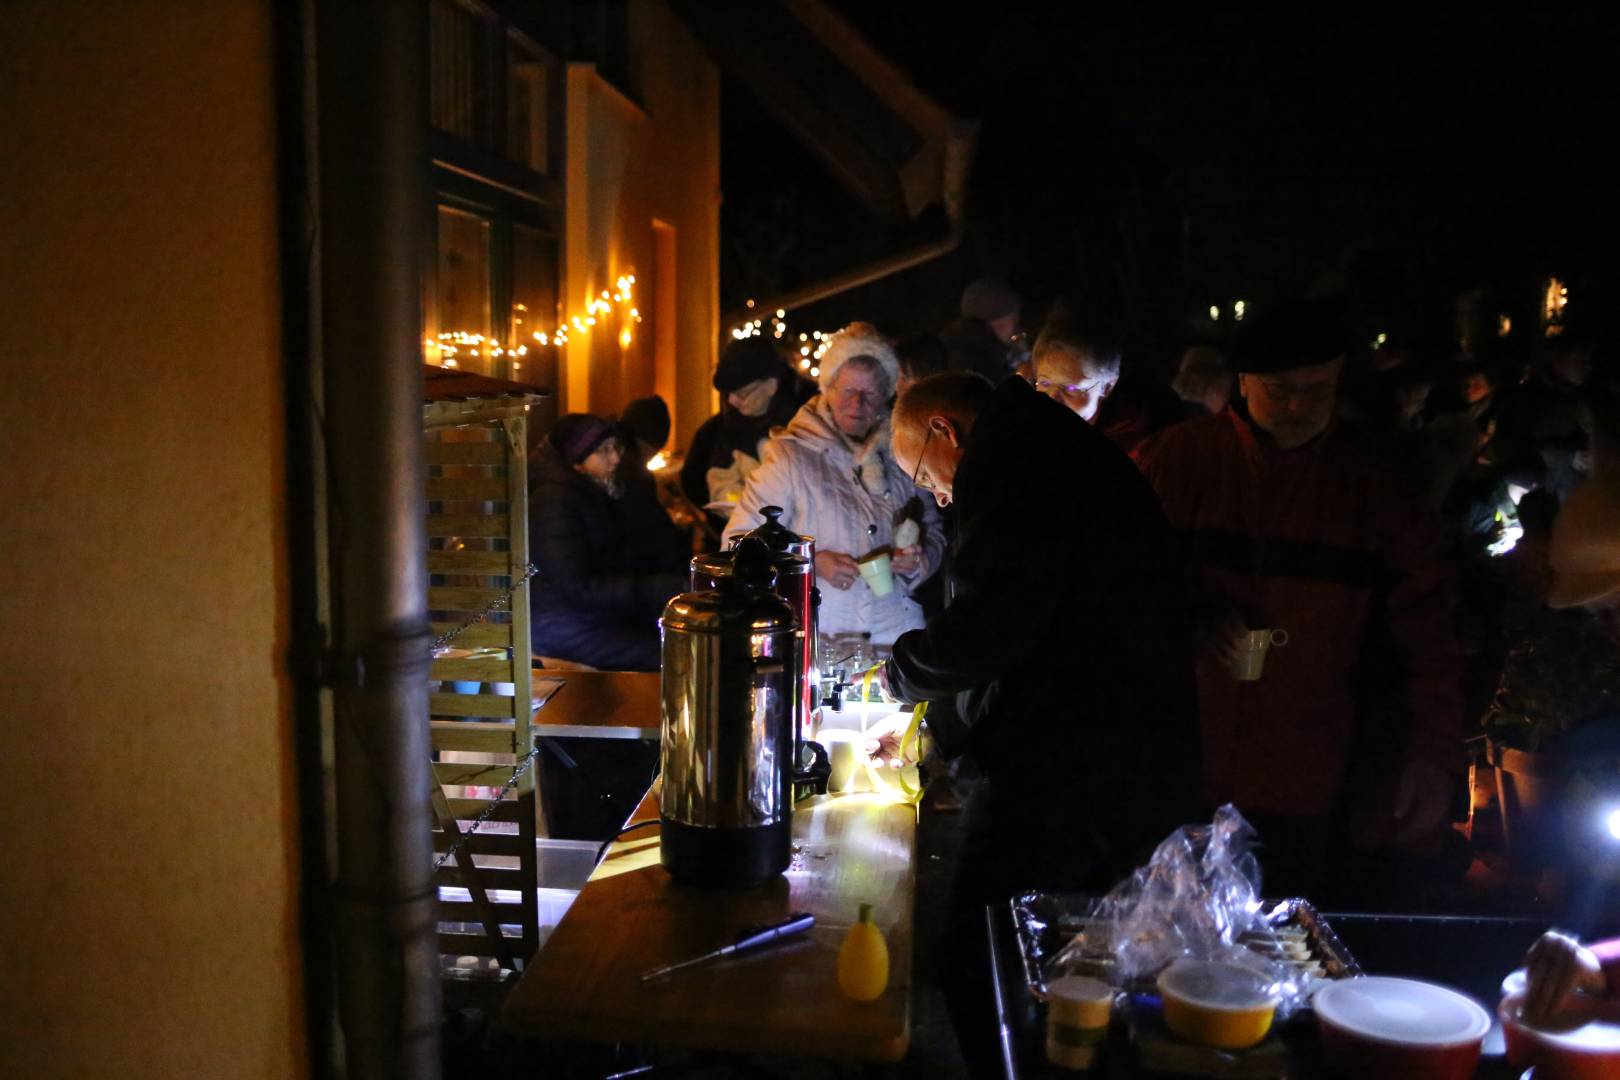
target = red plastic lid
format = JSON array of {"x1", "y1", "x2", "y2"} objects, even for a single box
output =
[{"x1": 1315, "y1": 977, "x2": 1490, "y2": 1048}]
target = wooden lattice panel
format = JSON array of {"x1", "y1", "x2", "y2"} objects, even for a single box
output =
[{"x1": 424, "y1": 406, "x2": 540, "y2": 974}]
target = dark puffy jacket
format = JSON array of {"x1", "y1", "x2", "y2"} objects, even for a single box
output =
[
  {"x1": 528, "y1": 444, "x2": 687, "y2": 671},
  {"x1": 1133, "y1": 408, "x2": 1464, "y2": 837},
  {"x1": 886, "y1": 378, "x2": 1201, "y2": 888}
]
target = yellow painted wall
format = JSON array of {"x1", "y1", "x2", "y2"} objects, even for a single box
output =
[
  {"x1": 0, "y1": 3, "x2": 305, "y2": 1077},
  {"x1": 562, "y1": 0, "x2": 720, "y2": 448}
]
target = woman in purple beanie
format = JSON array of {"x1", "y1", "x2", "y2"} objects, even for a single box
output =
[{"x1": 527, "y1": 412, "x2": 687, "y2": 671}]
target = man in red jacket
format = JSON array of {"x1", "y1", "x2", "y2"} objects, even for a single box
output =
[{"x1": 1134, "y1": 297, "x2": 1464, "y2": 898}]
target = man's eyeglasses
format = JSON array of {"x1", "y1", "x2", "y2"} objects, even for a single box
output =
[{"x1": 909, "y1": 425, "x2": 934, "y2": 489}]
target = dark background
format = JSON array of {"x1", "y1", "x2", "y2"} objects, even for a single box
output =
[{"x1": 720, "y1": 3, "x2": 1620, "y2": 371}]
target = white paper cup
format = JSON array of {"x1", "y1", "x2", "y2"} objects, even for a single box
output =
[
  {"x1": 1230, "y1": 628, "x2": 1288, "y2": 681},
  {"x1": 857, "y1": 551, "x2": 894, "y2": 596}
]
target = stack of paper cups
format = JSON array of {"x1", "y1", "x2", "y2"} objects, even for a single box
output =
[{"x1": 1046, "y1": 975, "x2": 1112, "y2": 1071}]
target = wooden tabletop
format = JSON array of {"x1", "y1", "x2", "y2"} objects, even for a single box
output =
[
  {"x1": 529, "y1": 669, "x2": 661, "y2": 739},
  {"x1": 499, "y1": 789, "x2": 918, "y2": 1062}
]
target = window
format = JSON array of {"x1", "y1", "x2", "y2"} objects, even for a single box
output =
[
  {"x1": 430, "y1": 0, "x2": 489, "y2": 147},
  {"x1": 506, "y1": 37, "x2": 549, "y2": 174},
  {"x1": 423, "y1": 2, "x2": 561, "y2": 394},
  {"x1": 434, "y1": 206, "x2": 493, "y2": 371}
]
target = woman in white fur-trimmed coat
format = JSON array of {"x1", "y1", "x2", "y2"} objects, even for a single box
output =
[{"x1": 723, "y1": 324, "x2": 946, "y2": 645}]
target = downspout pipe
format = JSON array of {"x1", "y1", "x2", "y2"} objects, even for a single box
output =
[
  {"x1": 314, "y1": 2, "x2": 441, "y2": 1078},
  {"x1": 723, "y1": 120, "x2": 979, "y2": 329}
]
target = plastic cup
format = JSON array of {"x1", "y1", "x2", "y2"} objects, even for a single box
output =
[
  {"x1": 857, "y1": 551, "x2": 894, "y2": 596},
  {"x1": 1230, "y1": 628, "x2": 1288, "y2": 682}
]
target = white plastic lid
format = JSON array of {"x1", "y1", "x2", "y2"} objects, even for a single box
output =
[
  {"x1": 1158, "y1": 959, "x2": 1278, "y2": 1011},
  {"x1": 1048, "y1": 974, "x2": 1112, "y2": 1004},
  {"x1": 1315, "y1": 977, "x2": 1490, "y2": 1047}
]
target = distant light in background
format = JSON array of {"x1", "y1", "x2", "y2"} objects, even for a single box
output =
[
  {"x1": 1233, "y1": 300, "x2": 1246, "y2": 321},
  {"x1": 809, "y1": 366, "x2": 820, "y2": 378},
  {"x1": 646, "y1": 451, "x2": 668, "y2": 471},
  {"x1": 1498, "y1": 313, "x2": 1512, "y2": 337},
  {"x1": 619, "y1": 326, "x2": 633, "y2": 349},
  {"x1": 1209, "y1": 305, "x2": 1221, "y2": 321},
  {"x1": 1542, "y1": 277, "x2": 1569, "y2": 337}
]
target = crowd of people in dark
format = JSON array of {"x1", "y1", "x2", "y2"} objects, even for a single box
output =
[{"x1": 525, "y1": 275, "x2": 1620, "y2": 918}]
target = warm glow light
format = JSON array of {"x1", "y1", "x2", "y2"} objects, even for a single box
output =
[
  {"x1": 1233, "y1": 299, "x2": 1247, "y2": 320},
  {"x1": 809, "y1": 366, "x2": 820, "y2": 377},
  {"x1": 1498, "y1": 314, "x2": 1512, "y2": 337},
  {"x1": 619, "y1": 327, "x2": 633, "y2": 349},
  {"x1": 775, "y1": 308, "x2": 786, "y2": 318},
  {"x1": 800, "y1": 358, "x2": 811, "y2": 369},
  {"x1": 646, "y1": 451, "x2": 668, "y2": 471},
  {"x1": 1209, "y1": 305, "x2": 1221, "y2": 321},
  {"x1": 1375, "y1": 332, "x2": 1388, "y2": 347}
]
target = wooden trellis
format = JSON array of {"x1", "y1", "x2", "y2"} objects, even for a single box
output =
[{"x1": 424, "y1": 377, "x2": 544, "y2": 976}]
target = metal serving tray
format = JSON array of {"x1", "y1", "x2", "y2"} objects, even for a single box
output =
[{"x1": 1009, "y1": 892, "x2": 1362, "y2": 1003}]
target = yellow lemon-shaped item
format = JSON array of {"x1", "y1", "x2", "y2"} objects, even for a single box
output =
[{"x1": 837, "y1": 903, "x2": 890, "y2": 1002}]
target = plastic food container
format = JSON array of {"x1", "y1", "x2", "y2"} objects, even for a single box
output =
[
  {"x1": 1046, "y1": 975, "x2": 1112, "y2": 1070},
  {"x1": 1157, "y1": 959, "x2": 1279, "y2": 1050},
  {"x1": 1500, "y1": 990, "x2": 1620, "y2": 1080},
  {"x1": 1314, "y1": 976, "x2": 1490, "y2": 1079}
]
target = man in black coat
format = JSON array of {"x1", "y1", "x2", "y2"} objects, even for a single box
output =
[
  {"x1": 680, "y1": 338, "x2": 816, "y2": 533},
  {"x1": 885, "y1": 372, "x2": 1201, "y2": 897}
]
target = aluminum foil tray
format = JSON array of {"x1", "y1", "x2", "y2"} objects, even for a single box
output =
[{"x1": 1009, "y1": 892, "x2": 1362, "y2": 1003}]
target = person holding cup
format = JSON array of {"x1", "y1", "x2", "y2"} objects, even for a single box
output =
[
  {"x1": 1134, "y1": 296, "x2": 1466, "y2": 902},
  {"x1": 722, "y1": 323, "x2": 945, "y2": 645}
]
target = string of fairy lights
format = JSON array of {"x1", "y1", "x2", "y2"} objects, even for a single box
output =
[
  {"x1": 730, "y1": 298, "x2": 833, "y2": 379},
  {"x1": 425, "y1": 272, "x2": 642, "y2": 372}
]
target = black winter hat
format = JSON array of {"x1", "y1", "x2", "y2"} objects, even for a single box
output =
[
  {"x1": 1231, "y1": 296, "x2": 1354, "y2": 374},
  {"x1": 713, "y1": 337, "x2": 785, "y2": 393},
  {"x1": 620, "y1": 395, "x2": 671, "y2": 451}
]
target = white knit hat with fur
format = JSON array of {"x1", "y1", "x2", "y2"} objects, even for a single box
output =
[{"x1": 816, "y1": 322, "x2": 900, "y2": 395}]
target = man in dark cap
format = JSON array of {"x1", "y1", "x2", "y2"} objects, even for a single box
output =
[
  {"x1": 615, "y1": 394, "x2": 689, "y2": 571},
  {"x1": 1133, "y1": 297, "x2": 1465, "y2": 902},
  {"x1": 680, "y1": 338, "x2": 815, "y2": 532}
]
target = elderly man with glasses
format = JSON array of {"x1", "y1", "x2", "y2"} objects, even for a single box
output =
[
  {"x1": 883, "y1": 367, "x2": 1201, "y2": 1074},
  {"x1": 885, "y1": 370, "x2": 1201, "y2": 890},
  {"x1": 1133, "y1": 296, "x2": 1465, "y2": 905}
]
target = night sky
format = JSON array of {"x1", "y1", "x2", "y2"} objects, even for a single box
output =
[{"x1": 721, "y1": 3, "x2": 1620, "y2": 363}]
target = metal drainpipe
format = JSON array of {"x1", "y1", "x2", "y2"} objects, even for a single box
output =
[
  {"x1": 314, "y1": 1, "x2": 441, "y2": 1078},
  {"x1": 722, "y1": 120, "x2": 980, "y2": 329}
]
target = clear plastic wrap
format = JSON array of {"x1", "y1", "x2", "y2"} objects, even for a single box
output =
[{"x1": 1046, "y1": 804, "x2": 1310, "y2": 1018}]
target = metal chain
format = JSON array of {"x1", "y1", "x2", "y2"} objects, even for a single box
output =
[
  {"x1": 430, "y1": 562, "x2": 540, "y2": 652},
  {"x1": 435, "y1": 744, "x2": 543, "y2": 870}
]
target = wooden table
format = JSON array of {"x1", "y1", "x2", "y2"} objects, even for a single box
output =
[
  {"x1": 499, "y1": 789, "x2": 918, "y2": 1062},
  {"x1": 529, "y1": 669, "x2": 660, "y2": 740}
]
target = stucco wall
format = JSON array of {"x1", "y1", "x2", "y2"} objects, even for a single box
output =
[
  {"x1": 0, "y1": 3, "x2": 305, "y2": 1077},
  {"x1": 562, "y1": 0, "x2": 720, "y2": 447}
]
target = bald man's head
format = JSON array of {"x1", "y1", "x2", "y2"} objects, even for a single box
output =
[{"x1": 892, "y1": 371, "x2": 994, "y2": 506}]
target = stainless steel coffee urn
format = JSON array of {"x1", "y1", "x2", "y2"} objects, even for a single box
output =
[
  {"x1": 659, "y1": 539, "x2": 800, "y2": 886},
  {"x1": 690, "y1": 505, "x2": 819, "y2": 747}
]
